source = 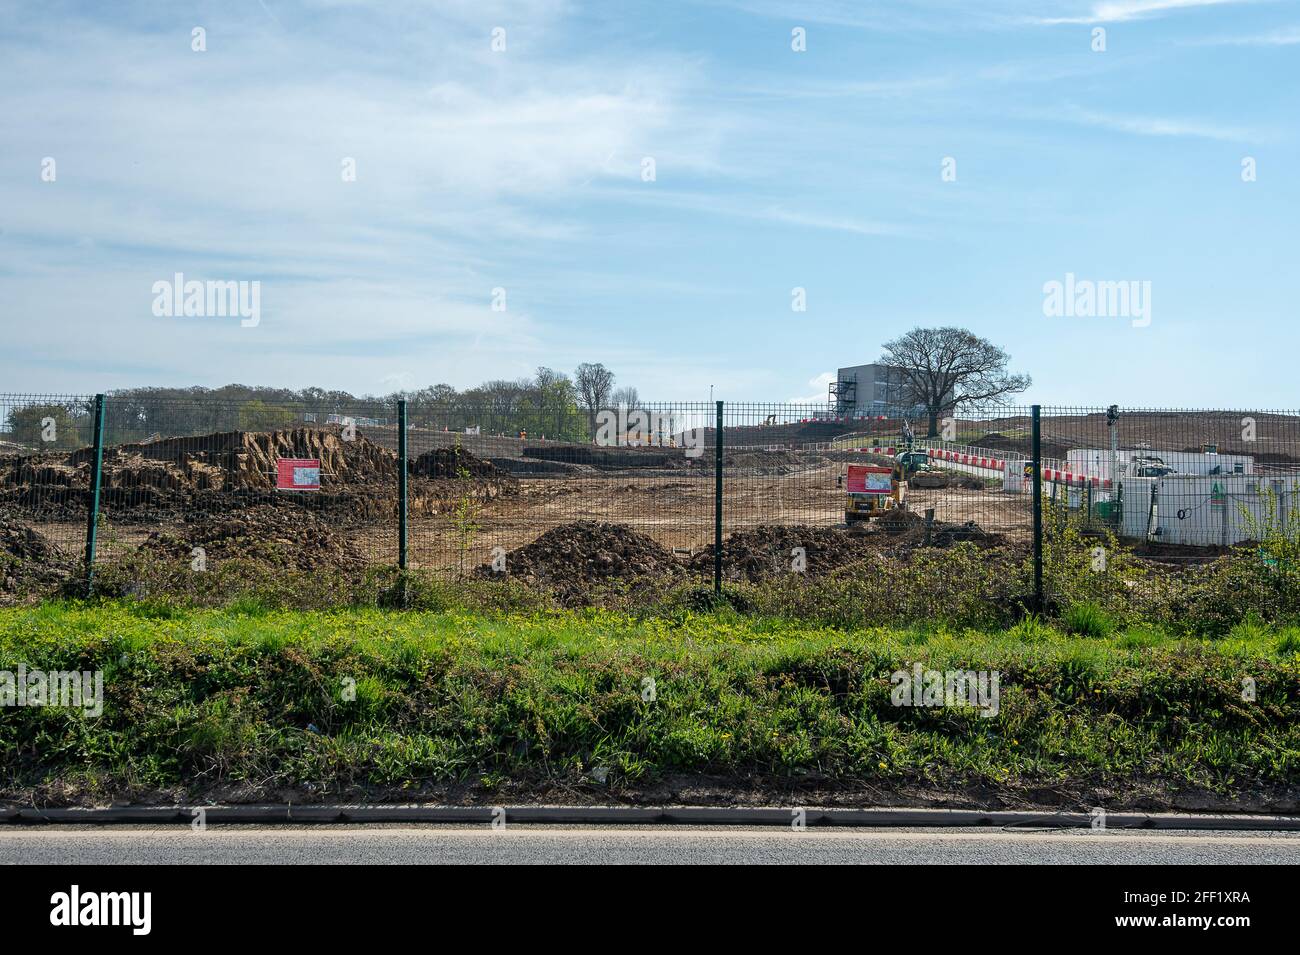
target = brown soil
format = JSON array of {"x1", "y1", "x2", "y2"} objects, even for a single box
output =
[
  {"x1": 477, "y1": 520, "x2": 686, "y2": 600},
  {"x1": 0, "y1": 518, "x2": 76, "y2": 597},
  {"x1": 970, "y1": 431, "x2": 1070, "y2": 460},
  {"x1": 411, "y1": 446, "x2": 504, "y2": 479},
  {"x1": 139, "y1": 506, "x2": 366, "y2": 573},
  {"x1": 874, "y1": 510, "x2": 1006, "y2": 551},
  {"x1": 0, "y1": 427, "x2": 517, "y2": 522},
  {"x1": 691, "y1": 525, "x2": 870, "y2": 582},
  {"x1": 969, "y1": 412, "x2": 1300, "y2": 462}
]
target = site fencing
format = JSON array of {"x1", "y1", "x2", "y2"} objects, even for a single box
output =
[{"x1": 2, "y1": 394, "x2": 1297, "y2": 608}]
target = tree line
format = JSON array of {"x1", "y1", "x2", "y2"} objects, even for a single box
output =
[{"x1": 2, "y1": 364, "x2": 638, "y2": 446}]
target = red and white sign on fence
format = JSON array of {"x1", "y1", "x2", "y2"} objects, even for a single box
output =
[{"x1": 276, "y1": 458, "x2": 321, "y2": 491}]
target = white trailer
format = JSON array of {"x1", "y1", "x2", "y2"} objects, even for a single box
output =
[
  {"x1": 1067, "y1": 448, "x2": 1253, "y2": 481},
  {"x1": 1118, "y1": 474, "x2": 1296, "y2": 546}
]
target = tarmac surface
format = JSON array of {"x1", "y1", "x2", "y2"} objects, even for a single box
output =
[{"x1": 3, "y1": 825, "x2": 1298, "y2": 864}]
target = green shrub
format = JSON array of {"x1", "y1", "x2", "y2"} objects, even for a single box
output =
[{"x1": 1061, "y1": 601, "x2": 1116, "y2": 639}]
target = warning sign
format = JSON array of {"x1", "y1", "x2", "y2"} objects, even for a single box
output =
[
  {"x1": 1211, "y1": 481, "x2": 1226, "y2": 507},
  {"x1": 276, "y1": 458, "x2": 321, "y2": 491},
  {"x1": 846, "y1": 464, "x2": 893, "y2": 495}
]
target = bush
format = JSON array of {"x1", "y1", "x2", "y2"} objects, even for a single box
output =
[{"x1": 1060, "y1": 601, "x2": 1116, "y2": 639}]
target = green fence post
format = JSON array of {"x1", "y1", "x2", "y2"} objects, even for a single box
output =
[
  {"x1": 84, "y1": 393, "x2": 106, "y2": 596},
  {"x1": 714, "y1": 400, "x2": 724, "y2": 595},
  {"x1": 398, "y1": 399, "x2": 409, "y2": 573},
  {"x1": 1032, "y1": 404, "x2": 1043, "y2": 615}
]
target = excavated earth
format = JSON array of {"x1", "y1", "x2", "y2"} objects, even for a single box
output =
[
  {"x1": 476, "y1": 520, "x2": 686, "y2": 602},
  {"x1": 690, "y1": 525, "x2": 871, "y2": 582},
  {"x1": 0, "y1": 517, "x2": 76, "y2": 599},
  {"x1": 480, "y1": 518, "x2": 1009, "y2": 594},
  {"x1": 139, "y1": 506, "x2": 366, "y2": 573},
  {"x1": 0, "y1": 428, "x2": 517, "y2": 523}
]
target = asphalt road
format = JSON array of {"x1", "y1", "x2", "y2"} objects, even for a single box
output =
[{"x1": 3, "y1": 825, "x2": 1299, "y2": 864}]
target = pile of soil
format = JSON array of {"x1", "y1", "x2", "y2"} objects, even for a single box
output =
[
  {"x1": 928, "y1": 520, "x2": 1002, "y2": 548},
  {"x1": 691, "y1": 525, "x2": 869, "y2": 582},
  {"x1": 880, "y1": 515, "x2": 1006, "y2": 551},
  {"x1": 909, "y1": 471, "x2": 987, "y2": 490},
  {"x1": 411, "y1": 446, "x2": 503, "y2": 479},
  {"x1": 478, "y1": 520, "x2": 684, "y2": 599},
  {"x1": 0, "y1": 518, "x2": 76, "y2": 597},
  {"x1": 877, "y1": 508, "x2": 924, "y2": 533},
  {"x1": 720, "y1": 449, "x2": 822, "y2": 475},
  {"x1": 0, "y1": 428, "x2": 516, "y2": 522},
  {"x1": 971, "y1": 432, "x2": 1068, "y2": 461},
  {"x1": 70, "y1": 427, "x2": 402, "y2": 492},
  {"x1": 524, "y1": 445, "x2": 700, "y2": 471},
  {"x1": 139, "y1": 506, "x2": 366, "y2": 573}
]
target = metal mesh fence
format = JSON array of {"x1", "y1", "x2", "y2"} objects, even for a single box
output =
[
  {"x1": 1035, "y1": 406, "x2": 1300, "y2": 556},
  {"x1": 94, "y1": 398, "x2": 401, "y2": 568},
  {"x1": 0, "y1": 394, "x2": 97, "y2": 557},
  {"x1": 3, "y1": 393, "x2": 1298, "y2": 600},
  {"x1": 406, "y1": 401, "x2": 717, "y2": 581}
]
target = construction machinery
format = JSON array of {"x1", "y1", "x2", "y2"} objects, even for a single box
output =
[
  {"x1": 895, "y1": 449, "x2": 932, "y2": 481},
  {"x1": 844, "y1": 463, "x2": 905, "y2": 523},
  {"x1": 1128, "y1": 454, "x2": 1176, "y2": 478}
]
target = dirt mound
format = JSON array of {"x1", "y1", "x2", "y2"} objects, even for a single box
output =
[
  {"x1": 929, "y1": 520, "x2": 1000, "y2": 547},
  {"x1": 523, "y1": 445, "x2": 699, "y2": 470},
  {"x1": 720, "y1": 448, "x2": 823, "y2": 475},
  {"x1": 909, "y1": 470, "x2": 987, "y2": 490},
  {"x1": 62, "y1": 427, "x2": 401, "y2": 491},
  {"x1": 692, "y1": 524, "x2": 869, "y2": 582},
  {"x1": 879, "y1": 514, "x2": 1006, "y2": 550},
  {"x1": 479, "y1": 521, "x2": 684, "y2": 599},
  {"x1": 0, "y1": 518, "x2": 76, "y2": 597},
  {"x1": 139, "y1": 506, "x2": 366, "y2": 573},
  {"x1": 877, "y1": 508, "x2": 924, "y2": 532},
  {"x1": 971, "y1": 432, "x2": 1068, "y2": 460},
  {"x1": 411, "y1": 446, "x2": 505, "y2": 479},
  {"x1": 0, "y1": 428, "x2": 517, "y2": 521}
]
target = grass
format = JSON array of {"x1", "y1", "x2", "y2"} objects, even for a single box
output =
[{"x1": 2, "y1": 600, "x2": 1298, "y2": 810}]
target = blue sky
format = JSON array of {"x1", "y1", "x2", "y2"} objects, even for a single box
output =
[{"x1": 1, "y1": 0, "x2": 1297, "y2": 406}]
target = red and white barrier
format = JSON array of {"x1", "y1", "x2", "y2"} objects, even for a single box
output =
[{"x1": 846, "y1": 441, "x2": 1121, "y2": 492}]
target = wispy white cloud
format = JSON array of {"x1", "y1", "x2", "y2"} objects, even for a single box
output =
[
  {"x1": 788, "y1": 371, "x2": 836, "y2": 405},
  {"x1": 0, "y1": 1, "x2": 723, "y2": 392},
  {"x1": 604, "y1": 189, "x2": 926, "y2": 239},
  {"x1": 760, "y1": 207, "x2": 924, "y2": 238},
  {"x1": 1035, "y1": 0, "x2": 1258, "y2": 25},
  {"x1": 1182, "y1": 24, "x2": 1300, "y2": 44},
  {"x1": 1061, "y1": 108, "x2": 1263, "y2": 141}
]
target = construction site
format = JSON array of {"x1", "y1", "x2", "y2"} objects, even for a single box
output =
[{"x1": 3, "y1": 396, "x2": 1298, "y2": 604}]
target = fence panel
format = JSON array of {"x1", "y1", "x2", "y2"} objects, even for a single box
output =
[
  {"x1": 4, "y1": 391, "x2": 1299, "y2": 604},
  {"x1": 1038, "y1": 405, "x2": 1300, "y2": 558},
  {"x1": 405, "y1": 401, "x2": 717, "y2": 587},
  {"x1": 711, "y1": 402, "x2": 1035, "y2": 584},
  {"x1": 91, "y1": 397, "x2": 400, "y2": 574},
  {"x1": 0, "y1": 394, "x2": 99, "y2": 591}
]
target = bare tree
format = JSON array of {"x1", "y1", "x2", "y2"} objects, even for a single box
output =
[
  {"x1": 574, "y1": 362, "x2": 615, "y2": 436},
  {"x1": 880, "y1": 327, "x2": 1030, "y2": 437},
  {"x1": 610, "y1": 386, "x2": 640, "y2": 410}
]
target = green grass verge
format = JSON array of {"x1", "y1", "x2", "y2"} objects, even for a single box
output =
[{"x1": 2, "y1": 601, "x2": 1299, "y2": 810}]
